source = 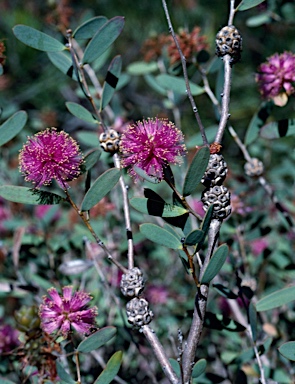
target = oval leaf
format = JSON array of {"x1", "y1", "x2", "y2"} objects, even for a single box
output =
[
  {"x1": 249, "y1": 302, "x2": 257, "y2": 342},
  {"x1": 278, "y1": 341, "x2": 295, "y2": 361},
  {"x1": 144, "y1": 74, "x2": 167, "y2": 96},
  {"x1": 84, "y1": 149, "x2": 102, "y2": 171},
  {"x1": 77, "y1": 326, "x2": 117, "y2": 353},
  {"x1": 73, "y1": 16, "x2": 108, "y2": 39},
  {"x1": 66, "y1": 102, "x2": 99, "y2": 124},
  {"x1": 100, "y1": 55, "x2": 122, "y2": 110},
  {"x1": 256, "y1": 285, "x2": 295, "y2": 311},
  {"x1": 130, "y1": 197, "x2": 188, "y2": 218},
  {"x1": 0, "y1": 186, "x2": 62, "y2": 205},
  {"x1": 238, "y1": 0, "x2": 266, "y2": 11},
  {"x1": 0, "y1": 110, "x2": 27, "y2": 146},
  {"x1": 183, "y1": 146, "x2": 210, "y2": 197},
  {"x1": 260, "y1": 119, "x2": 295, "y2": 139},
  {"x1": 81, "y1": 168, "x2": 120, "y2": 211},
  {"x1": 140, "y1": 223, "x2": 182, "y2": 249},
  {"x1": 127, "y1": 61, "x2": 158, "y2": 75},
  {"x1": 201, "y1": 244, "x2": 229, "y2": 284},
  {"x1": 168, "y1": 358, "x2": 181, "y2": 378},
  {"x1": 13, "y1": 25, "x2": 65, "y2": 51},
  {"x1": 192, "y1": 358, "x2": 207, "y2": 378},
  {"x1": 82, "y1": 16, "x2": 125, "y2": 64},
  {"x1": 47, "y1": 51, "x2": 77, "y2": 81},
  {"x1": 184, "y1": 229, "x2": 204, "y2": 246},
  {"x1": 244, "y1": 103, "x2": 270, "y2": 146},
  {"x1": 56, "y1": 361, "x2": 76, "y2": 384},
  {"x1": 94, "y1": 351, "x2": 123, "y2": 384},
  {"x1": 156, "y1": 74, "x2": 204, "y2": 96}
]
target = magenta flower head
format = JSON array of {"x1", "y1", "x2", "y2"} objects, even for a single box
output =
[
  {"x1": 256, "y1": 51, "x2": 295, "y2": 106},
  {"x1": 39, "y1": 286, "x2": 98, "y2": 337},
  {"x1": 120, "y1": 118, "x2": 186, "y2": 182},
  {"x1": 0, "y1": 322, "x2": 20, "y2": 354},
  {"x1": 19, "y1": 128, "x2": 83, "y2": 189}
]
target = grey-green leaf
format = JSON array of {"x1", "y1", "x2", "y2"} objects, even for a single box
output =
[
  {"x1": 13, "y1": 25, "x2": 65, "y2": 51},
  {"x1": 144, "y1": 74, "x2": 167, "y2": 96},
  {"x1": 183, "y1": 146, "x2": 210, "y2": 197},
  {"x1": 192, "y1": 359, "x2": 207, "y2": 378},
  {"x1": 81, "y1": 168, "x2": 120, "y2": 211},
  {"x1": 56, "y1": 361, "x2": 76, "y2": 384},
  {"x1": 77, "y1": 327, "x2": 117, "y2": 353},
  {"x1": 73, "y1": 16, "x2": 108, "y2": 39},
  {"x1": 0, "y1": 186, "x2": 62, "y2": 205},
  {"x1": 256, "y1": 285, "x2": 295, "y2": 311},
  {"x1": 84, "y1": 149, "x2": 102, "y2": 171},
  {"x1": 168, "y1": 358, "x2": 181, "y2": 378},
  {"x1": 184, "y1": 229, "x2": 204, "y2": 246},
  {"x1": 94, "y1": 351, "x2": 123, "y2": 384},
  {"x1": 249, "y1": 302, "x2": 257, "y2": 342},
  {"x1": 237, "y1": 0, "x2": 266, "y2": 11},
  {"x1": 130, "y1": 197, "x2": 188, "y2": 217},
  {"x1": 82, "y1": 16, "x2": 125, "y2": 64},
  {"x1": 156, "y1": 74, "x2": 204, "y2": 96},
  {"x1": 66, "y1": 102, "x2": 99, "y2": 124},
  {"x1": 260, "y1": 119, "x2": 295, "y2": 139},
  {"x1": 278, "y1": 341, "x2": 295, "y2": 361},
  {"x1": 127, "y1": 61, "x2": 158, "y2": 75},
  {"x1": 100, "y1": 55, "x2": 122, "y2": 110},
  {"x1": 47, "y1": 51, "x2": 77, "y2": 81},
  {"x1": 140, "y1": 223, "x2": 182, "y2": 249},
  {"x1": 201, "y1": 244, "x2": 229, "y2": 284},
  {"x1": 0, "y1": 110, "x2": 27, "y2": 146}
]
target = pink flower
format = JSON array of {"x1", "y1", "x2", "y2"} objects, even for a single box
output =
[
  {"x1": 146, "y1": 285, "x2": 169, "y2": 305},
  {"x1": 250, "y1": 238, "x2": 269, "y2": 256},
  {"x1": 19, "y1": 128, "x2": 83, "y2": 189},
  {"x1": 256, "y1": 51, "x2": 295, "y2": 105},
  {"x1": 0, "y1": 322, "x2": 19, "y2": 354},
  {"x1": 120, "y1": 118, "x2": 186, "y2": 182},
  {"x1": 39, "y1": 286, "x2": 98, "y2": 337}
]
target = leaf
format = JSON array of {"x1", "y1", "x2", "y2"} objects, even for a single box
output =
[
  {"x1": 56, "y1": 361, "x2": 76, "y2": 384},
  {"x1": 0, "y1": 186, "x2": 63, "y2": 205},
  {"x1": 73, "y1": 16, "x2": 108, "y2": 39},
  {"x1": 201, "y1": 244, "x2": 229, "y2": 284},
  {"x1": 244, "y1": 103, "x2": 271, "y2": 146},
  {"x1": 168, "y1": 358, "x2": 181, "y2": 378},
  {"x1": 47, "y1": 51, "x2": 77, "y2": 81},
  {"x1": 100, "y1": 55, "x2": 122, "y2": 110},
  {"x1": 184, "y1": 229, "x2": 204, "y2": 246},
  {"x1": 204, "y1": 312, "x2": 246, "y2": 332},
  {"x1": 82, "y1": 16, "x2": 125, "y2": 64},
  {"x1": 0, "y1": 110, "x2": 27, "y2": 146},
  {"x1": 94, "y1": 351, "x2": 123, "y2": 384},
  {"x1": 130, "y1": 197, "x2": 188, "y2": 218},
  {"x1": 84, "y1": 149, "x2": 102, "y2": 171},
  {"x1": 133, "y1": 166, "x2": 161, "y2": 183},
  {"x1": 278, "y1": 341, "x2": 295, "y2": 361},
  {"x1": 192, "y1": 359, "x2": 207, "y2": 378},
  {"x1": 156, "y1": 74, "x2": 204, "y2": 96},
  {"x1": 200, "y1": 205, "x2": 214, "y2": 235},
  {"x1": 260, "y1": 119, "x2": 295, "y2": 139},
  {"x1": 66, "y1": 102, "x2": 99, "y2": 124},
  {"x1": 77, "y1": 327, "x2": 117, "y2": 353},
  {"x1": 81, "y1": 168, "x2": 121, "y2": 211},
  {"x1": 127, "y1": 61, "x2": 158, "y2": 75},
  {"x1": 140, "y1": 223, "x2": 182, "y2": 249},
  {"x1": 249, "y1": 302, "x2": 257, "y2": 342},
  {"x1": 213, "y1": 283, "x2": 238, "y2": 299},
  {"x1": 237, "y1": 0, "x2": 266, "y2": 11},
  {"x1": 13, "y1": 25, "x2": 65, "y2": 51},
  {"x1": 183, "y1": 146, "x2": 210, "y2": 197},
  {"x1": 256, "y1": 285, "x2": 295, "y2": 311},
  {"x1": 246, "y1": 13, "x2": 272, "y2": 27}
]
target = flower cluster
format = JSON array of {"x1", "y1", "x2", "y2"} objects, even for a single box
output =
[
  {"x1": 256, "y1": 51, "x2": 295, "y2": 106},
  {"x1": 19, "y1": 128, "x2": 83, "y2": 189},
  {"x1": 0, "y1": 322, "x2": 19, "y2": 354},
  {"x1": 39, "y1": 286, "x2": 98, "y2": 337},
  {"x1": 120, "y1": 118, "x2": 186, "y2": 182}
]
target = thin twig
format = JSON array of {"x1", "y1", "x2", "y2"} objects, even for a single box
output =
[
  {"x1": 228, "y1": 0, "x2": 236, "y2": 25},
  {"x1": 161, "y1": 0, "x2": 208, "y2": 146}
]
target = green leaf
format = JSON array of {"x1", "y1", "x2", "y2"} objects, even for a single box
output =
[
  {"x1": 0, "y1": 110, "x2": 27, "y2": 146},
  {"x1": 278, "y1": 341, "x2": 295, "y2": 361},
  {"x1": 84, "y1": 149, "x2": 102, "y2": 171},
  {"x1": 249, "y1": 302, "x2": 257, "y2": 342},
  {"x1": 94, "y1": 351, "x2": 123, "y2": 384},
  {"x1": 133, "y1": 166, "x2": 161, "y2": 183},
  {"x1": 13, "y1": 25, "x2": 65, "y2": 51},
  {"x1": 77, "y1": 131, "x2": 99, "y2": 147},
  {"x1": 144, "y1": 74, "x2": 167, "y2": 96},
  {"x1": 192, "y1": 359, "x2": 207, "y2": 378},
  {"x1": 127, "y1": 61, "x2": 158, "y2": 75},
  {"x1": 56, "y1": 361, "x2": 76, "y2": 384},
  {"x1": 201, "y1": 244, "x2": 229, "y2": 284},
  {"x1": 0, "y1": 186, "x2": 62, "y2": 205},
  {"x1": 100, "y1": 55, "x2": 122, "y2": 110},
  {"x1": 244, "y1": 104, "x2": 270, "y2": 146},
  {"x1": 237, "y1": 0, "x2": 266, "y2": 11},
  {"x1": 213, "y1": 283, "x2": 238, "y2": 299},
  {"x1": 82, "y1": 16, "x2": 125, "y2": 64},
  {"x1": 205, "y1": 312, "x2": 246, "y2": 332},
  {"x1": 66, "y1": 102, "x2": 99, "y2": 124},
  {"x1": 156, "y1": 74, "x2": 204, "y2": 96},
  {"x1": 130, "y1": 197, "x2": 188, "y2": 218},
  {"x1": 47, "y1": 51, "x2": 77, "y2": 81},
  {"x1": 246, "y1": 13, "x2": 272, "y2": 27},
  {"x1": 168, "y1": 358, "x2": 181, "y2": 378},
  {"x1": 73, "y1": 16, "x2": 108, "y2": 39},
  {"x1": 140, "y1": 223, "x2": 182, "y2": 249},
  {"x1": 77, "y1": 327, "x2": 117, "y2": 353},
  {"x1": 256, "y1": 285, "x2": 295, "y2": 311},
  {"x1": 200, "y1": 205, "x2": 213, "y2": 235},
  {"x1": 81, "y1": 168, "x2": 120, "y2": 211},
  {"x1": 260, "y1": 119, "x2": 295, "y2": 139},
  {"x1": 183, "y1": 146, "x2": 210, "y2": 197},
  {"x1": 184, "y1": 229, "x2": 204, "y2": 246}
]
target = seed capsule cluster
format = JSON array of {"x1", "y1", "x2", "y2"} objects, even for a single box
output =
[
  {"x1": 215, "y1": 25, "x2": 242, "y2": 65},
  {"x1": 244, "y1": 158, "x2": 264, "y2": 177},
  {"x1": 99, "y1": 129, "x2": 120, "y2": 153}
]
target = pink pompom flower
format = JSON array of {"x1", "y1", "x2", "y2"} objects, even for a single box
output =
[
  {"x1": 120, "y1": 118, "x2": 186, "y2": 182},
  {"x1": 256, "y1": 51, "x2": 295, "y2": 106},
  {"x1": 19, "y1": 128, "x2": 83, "y2": 189},
  {"x1": 39, "y1": 286, "x2": 98, "y2": 337}
]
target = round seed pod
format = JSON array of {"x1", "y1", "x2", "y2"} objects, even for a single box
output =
[
  {"x1": 215, "y1": 25, "x2": 242, "y2": 65},
  {"x1": 126, "y1": 298, "x2": 154, "y2": 327},
  {"x1": 120, "y1": 267, "x2": 145, "y2": 297},
  {"x1": 99, "y1": 129, "x2": 120, "y2": 153},
  {"x1": 201, "y1": 185, "x2": 231, "y2": 220},
  {"x1": 244, "y1": 158, "x2": 264, "y2": 177},
  {"x1": 201, "y1": 154, "x2": 228, "y2": 187}
]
